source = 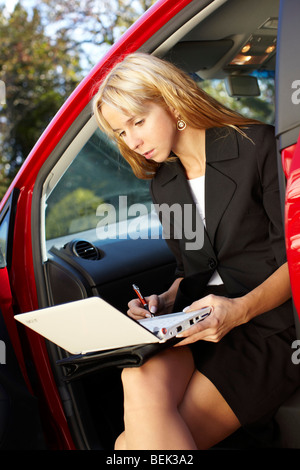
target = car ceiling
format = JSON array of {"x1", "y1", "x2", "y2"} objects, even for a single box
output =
[{"x1": 158, "y1": 0, "x2": 280, "y2": 79}]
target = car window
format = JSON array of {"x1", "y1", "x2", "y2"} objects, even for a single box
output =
[
  {"x1": 0, "y1": 209, "x2": 9, "y2": 268},
  {"x1": 199, "y1": 75, "x2": 275, "y2": 124},
  {"x1": 45, "y1": 127, "x2": 153, "y2": 242}
]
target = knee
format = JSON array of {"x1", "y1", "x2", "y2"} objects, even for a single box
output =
[
  {"x1": 121, "y1": 365, "x2": 153, "y2": 411},
  {"x1": 121, "y1": 362, "x2": 154, "y2": 394},
  {"x1": 121, "y1": 355, "x2": 169, "y2": 406},
  {"x1": 114, "y1": 431, "x2": 126, "y2": 450}
]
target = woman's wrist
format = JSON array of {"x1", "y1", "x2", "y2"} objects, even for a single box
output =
[
  {"x1": 233, "y1": 296, "x2": 252, "y2": 326},
  {"x1": 159, "y1": 290, "x2": 176, "y2": 313},
  {"x1": 159, "y1": 278, "x2": 183, "y2": 313}
]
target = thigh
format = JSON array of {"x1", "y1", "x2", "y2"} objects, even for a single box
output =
[
  {"x1": 179, "y1": 369, "x2": 241, "y2": 449},
  {"x1": 122, "y1": 345, "x2": 195, "y2": 408}
]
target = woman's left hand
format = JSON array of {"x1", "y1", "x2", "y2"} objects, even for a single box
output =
[{"x1": 175, "y1": 294, "x2": 247, "y2": 345}]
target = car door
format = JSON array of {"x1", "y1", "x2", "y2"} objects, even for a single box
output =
[
  {"x1": 275, "y1": 0, "x2": 300, "y2": 333},
  {"x1": 273, "y1": 0, "x2": 300, "y2": 449},
  {"x1": 0, "y1": 199, "x2": 45, "y2": 449}
]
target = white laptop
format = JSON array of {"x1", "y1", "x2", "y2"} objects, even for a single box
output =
[{"x1": 14, "y1": 296, "x2": 211, "y2": 355}]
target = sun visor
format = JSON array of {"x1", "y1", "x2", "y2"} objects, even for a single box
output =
[
  {"x1": 225, "y1": 75, "x2": 260, "y2": 97},
  {"x1": 163, "y1": 39, "x2": 234, "y2": 73}
]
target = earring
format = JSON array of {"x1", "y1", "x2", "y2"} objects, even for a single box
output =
[{"x1": 177, "y1": 116, "x2": 186, "y2": 131}]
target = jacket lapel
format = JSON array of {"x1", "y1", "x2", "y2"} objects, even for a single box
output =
[
  {"x1": 205, "y1": 127, "x2": 238, "y2": 245},
  {"x1": 154, "y1": 159, "x2": 215, "y2": 257},
  {"x1": 205, "y1": 164, "x2": 236, "y2": 245},
  {"x1": 153, "y1": 127, "x2": 239, "y2": 249}
]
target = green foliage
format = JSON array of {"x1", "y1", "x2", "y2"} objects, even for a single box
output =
[
  {"x1": 45, "y1": 130, "x2": 151, "y2": 240},
  {"x1": 0, "y1": 0, "x2": 157, "y2": 200},
  {"x1": 40, "y1": 0, "x2": 158, "y2": 48},
  {"x1": 45, "y1": 188, "x2": 105, "y2": 239},
  {"x1": 200, "y1": 78, "x2": 275, "y2": 124},
  {"x1": 0, "y1": 2, "x2": 82, "y2": 198}
]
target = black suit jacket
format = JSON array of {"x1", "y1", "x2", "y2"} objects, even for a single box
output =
[{"x1": 150, "y1": 124, "x2": 294, "y2": 337}]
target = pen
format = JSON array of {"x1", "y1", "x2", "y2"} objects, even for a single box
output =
[{"x1": 132, "y1": 284, "x2": 151, "y2": 314}]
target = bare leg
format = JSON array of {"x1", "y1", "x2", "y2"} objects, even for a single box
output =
[
  {"x1": 118, "y1": 346, "x2": 197, "y2": 450},
  {"x1": 179, "y1": 370, "x2": 241, "y2": 449},
  {"x1": 115, "y1": 344, "x2": 241, "y2": 450},
  {"x1": 114, "y1": 431, "x2": 126, "y2": 450}
]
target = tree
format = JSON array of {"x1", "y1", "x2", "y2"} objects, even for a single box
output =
[
  {"x1": 0, "y1": 1, "x2": 158, "y2": 199},
  {"x1": 38, "y1": 0, "x2": 158, "y2": 69},
  {"x1": 45, "y1": 188, "x2": 105, "y2": 239},
  {"x1": 0, "y1": 2, "x2": 82, "y2": 198},
  {"x1": 200, "y1": 78, "x2": 275, "y2": 124}
]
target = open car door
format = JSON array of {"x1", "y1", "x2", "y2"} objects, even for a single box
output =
[
  {"x1": 276, "y1": 0, "x2": 300, "y2": 333},
  {"x1": 274, "y1": 0, "x2": 300, "y2": 448},
  {"x1": 0, "y1": 248, "x2": 45, "y2": 449}
]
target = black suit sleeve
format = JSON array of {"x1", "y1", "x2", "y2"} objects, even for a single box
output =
[{"x1": 254, "y1": 125, "x2": 287, "y2": 267}]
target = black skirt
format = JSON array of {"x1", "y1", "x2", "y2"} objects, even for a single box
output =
[{"x1": 187, "y1": 285, "x2": 300, "y2": 427}]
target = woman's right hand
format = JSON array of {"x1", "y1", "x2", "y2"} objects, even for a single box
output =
[
  {"x1": 127, "y1": 277, "x2": 183, "y2": 321},
  {"x1": 127, "y1": 294, "x2": 164, "y2": 320}
]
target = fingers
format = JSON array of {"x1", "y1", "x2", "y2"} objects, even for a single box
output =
[
  {"x1": 127, "y1": 294, "x2": 159, "y2": 320},
  {"x1": 127, "y1": 299, "x2": 150, "y2": 319},
  {"x1": 177, "y1": 295, "x2": 243, "y2": 346},
  {"x1": 175, "y1": 295, "x2": 229, "y2": 346},
  {"x1": 183, "y1": 294, "x2": 218, "y2": 314},
  {"x1": 176, "y1": 320, "x2": 221, "y2": 346},
  {"x1": 176, "y1": 316, "x2": 213, "y2": 345},
  {"x1": 147, "y1": 294, "x2": 159, "y2": 316}
]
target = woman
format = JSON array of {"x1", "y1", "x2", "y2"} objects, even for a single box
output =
[{"x1": 93, "y1": 53, "x2": 299, "y2": 449}]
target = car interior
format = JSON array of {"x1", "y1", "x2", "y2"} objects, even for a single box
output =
[{"x1": 26, "y1": 0, "x2": 300, "y2": 449}]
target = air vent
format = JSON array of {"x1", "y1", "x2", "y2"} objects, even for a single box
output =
[{"x1": 71, "y1": 240, "x2": 100, "y2": 260}]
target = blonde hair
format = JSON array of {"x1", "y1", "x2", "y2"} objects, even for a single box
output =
[{"x1": 93, "y1": 52, "x2": 258, "y2": 179}]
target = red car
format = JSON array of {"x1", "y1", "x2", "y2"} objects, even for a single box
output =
[{"x1": 0, "y1": 0, "x2": 299, "y2": 450}]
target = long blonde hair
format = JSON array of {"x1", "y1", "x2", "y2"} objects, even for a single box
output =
[{"x1": 93, "y1": 52, "x2": 258, "y2": 179}]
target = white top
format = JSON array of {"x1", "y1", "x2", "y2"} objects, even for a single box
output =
[{"x1": 188, "y1": 176, "x2": 223, "y2": 286}]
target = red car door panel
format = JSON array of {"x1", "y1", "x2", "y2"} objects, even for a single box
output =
[{"x1": 285, "y1": 132, "x2": 300, "y2": 319}]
